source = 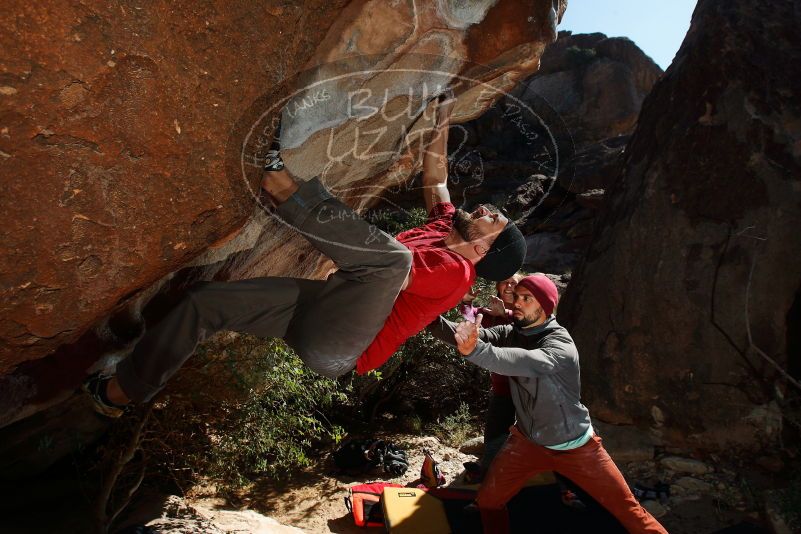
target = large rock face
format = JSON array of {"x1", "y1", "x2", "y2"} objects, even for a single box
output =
[
  {"x1": 0, "y1": 0, "x2": 349, "y2": 417},
  {"x1": 382, "y1": 31, "x2": 661, "y2": 274},
  {"x1": 0, "y1": 0, "x2": 352, "y2": 364},
  {"x1": 528, "y1": 31, "x2": 661, "y2": 147},
  {"x1": 561, "y1": 0, "x2": 801, "y2": 451},
  {"x1": 513, "y1": 32, "x2": 661, "y2": 273},
  {"x1": 0, "y1": 0, "x2": 566, "y2": 432}
]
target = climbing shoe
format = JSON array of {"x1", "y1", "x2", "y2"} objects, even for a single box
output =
[
  {"x1": 263, "y1": 149, "x2": 285, "y2": 172},
  {"x1": 263, "y1": 117, "x2": 284, "y2": 171},
  {"x1": 82, "y1": 372, "x2": 127, "y2": 418}
]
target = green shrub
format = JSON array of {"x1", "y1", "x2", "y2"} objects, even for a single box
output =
[
  {"x1": 206, "y1": 353, "x2": 346, "y2": 487},
  {"x1": 435, "y1": 401, "x2": 476, "y2": 448},
  {"x1": 403, "y1": 413, "x2": 423, "y2": 434},
  {"x1": 151, "y1": 335, "x2": 348, "y2": 490},
  {"x1": 777, "y1": 469, "x2": 801, "y2": 530},
  {"x1": 368, "y1": 207, "x2": 428, "y2": 235}
]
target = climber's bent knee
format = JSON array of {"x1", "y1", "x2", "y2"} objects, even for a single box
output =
[
  {"x1": 294, "y1": 347, "x2": 357, "y2": 379},
  {"x1": 389, "y1": 245, "x2": 413, "y2": 275}
]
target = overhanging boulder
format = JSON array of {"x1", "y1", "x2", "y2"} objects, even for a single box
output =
[{"x1": 560, "y1": 0, "x2": 801, "y2": 451}]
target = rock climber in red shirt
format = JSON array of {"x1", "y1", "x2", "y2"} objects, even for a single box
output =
[{"x1": 84, "y1": 92, "x2": 526, "y2": 417}]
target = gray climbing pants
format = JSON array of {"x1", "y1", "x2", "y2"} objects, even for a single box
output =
[{"x1": 116, "y1": 178, "x2": 412, "y2": 402}]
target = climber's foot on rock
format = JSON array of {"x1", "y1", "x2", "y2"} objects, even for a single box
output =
[
  {"x1": 261, "y1": 165, "x2": 299, "y2": 205},
  {"x1": 260, "y1": 118, "x2": 298, "y2": 205},
  {"x1": 82, "y1": 372, "x2": 129, "y2": 418},
  {"x1": 263, "y1": 149, "x2": 285, "y2": 172}
]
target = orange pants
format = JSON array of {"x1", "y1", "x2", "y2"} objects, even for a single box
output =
[{"x1": 477, "y1": 426, "x2": 667, "y2": 534}]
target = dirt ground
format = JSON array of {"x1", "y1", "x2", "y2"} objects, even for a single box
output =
[
  {"x1": 187, "y1": 435, "x2": 476, "y2": 533},
  {"x1": 180, "y1": 433, "x2": 772, "y2": 534}
]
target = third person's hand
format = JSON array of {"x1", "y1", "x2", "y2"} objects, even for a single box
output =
[{"x1": 487, "y1": 296, "x2": 506, "y2": 317}]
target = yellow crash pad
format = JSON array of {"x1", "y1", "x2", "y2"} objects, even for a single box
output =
[{"x1": 382, "y1": 487, "x2": 450, "y2": 534}]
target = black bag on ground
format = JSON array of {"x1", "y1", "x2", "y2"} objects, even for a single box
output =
[{"x1": 333, "y1": 439, "x2": 409, "y2": 476}]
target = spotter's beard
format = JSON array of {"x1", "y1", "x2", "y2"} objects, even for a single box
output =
[
  {"x1": 513, "y1": 316, "x2": 536, "y2": 328},
  {"x1": 513, "y1": 308, "x2": 544, "y2": 329}
]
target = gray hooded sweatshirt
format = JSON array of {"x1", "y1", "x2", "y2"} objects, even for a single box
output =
[{"x1": 428, "y1": 315, "x2": 592, "y2": 447}]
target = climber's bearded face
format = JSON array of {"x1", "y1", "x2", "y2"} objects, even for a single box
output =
[{"x1": 453, "y1": 205, "x2": 508, "y2": 245}]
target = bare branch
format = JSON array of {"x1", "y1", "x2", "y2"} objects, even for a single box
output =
[
  {"x1": 108, "y1": 451, "x2": 147, "y2": 527},
  {"x1": 744, "y1": 254, "x2": 801, "y2": 392},
  {"x1": 94, "y1": 399, "x2": 157, "y2": 534},
  {"x1": 710, "y1": 229, "x2": 753, "y2": 367},
  {"x1": 734, "y1": 225, "x2": 768, "y2": 241}
]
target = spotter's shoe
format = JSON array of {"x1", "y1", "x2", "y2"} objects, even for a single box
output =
[{"x1": 82, "y1": 372, "x2": 127, "y2": 418}]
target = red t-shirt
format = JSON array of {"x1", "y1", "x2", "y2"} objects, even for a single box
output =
[{"x1": 355, "y1": 202, "x2": 475, "y2": 374}]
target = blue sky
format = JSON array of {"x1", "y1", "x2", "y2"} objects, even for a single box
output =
[{"x1": 559, "y1": 0, "x2": 697, "y2": 70}]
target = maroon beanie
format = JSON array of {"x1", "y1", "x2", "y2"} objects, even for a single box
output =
[{"x1": 517, "y1": 274, "x2": 559, "y2": 316}]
